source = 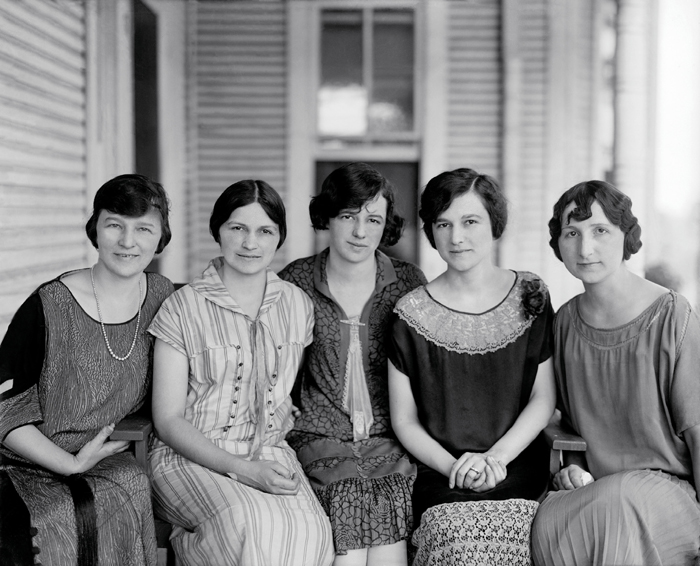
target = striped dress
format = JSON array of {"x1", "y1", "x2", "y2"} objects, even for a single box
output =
[{"x1": 147, "y1": 258, "x2": 333, "y2": 566}]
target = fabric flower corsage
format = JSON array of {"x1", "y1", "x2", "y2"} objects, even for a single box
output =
[{"x1": 521, "y1": 277, "x2": 547, "y2": 318}]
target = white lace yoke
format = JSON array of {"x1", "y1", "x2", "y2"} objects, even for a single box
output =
[{"x1": 394, "y1": 273, "x2": 538, "y2": 355}]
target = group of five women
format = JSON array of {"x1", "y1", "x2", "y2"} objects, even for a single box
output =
[{"x1": 1, "y1": 164, "x2": 699, "y2": 566}]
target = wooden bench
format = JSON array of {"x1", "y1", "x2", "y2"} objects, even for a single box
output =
[{"x1": 112, "y1": 416, "x2": 174, "y2": 566}]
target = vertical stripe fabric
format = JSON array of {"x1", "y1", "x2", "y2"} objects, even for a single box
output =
[
  {"x1": 148, "y1": 259, "x2": 333, "y2": 565},
  {"x1": 532, "y1": 470, "x2": 700, "y2": 566}
]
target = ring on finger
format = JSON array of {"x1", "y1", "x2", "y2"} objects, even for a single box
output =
[{"x1": 468, "y1": 467, "x2": 481, "y2": 477}]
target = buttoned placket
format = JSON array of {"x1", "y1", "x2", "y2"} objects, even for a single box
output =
[
  {"x1": 223, "y1": 345, "x2": 243, "y2": 434},
  {"x1": 265, "y1": 345, "x2": 281, "y2": 430}
]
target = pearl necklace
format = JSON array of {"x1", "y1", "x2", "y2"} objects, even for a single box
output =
[{"x1": 90, "y1": 266, "x2": 142, "y2": 361}]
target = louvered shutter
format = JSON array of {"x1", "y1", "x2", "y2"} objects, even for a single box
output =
[
  {"x1": 191, "y1": 1, "x2": 287, "y2": 277},
  {"x1": 0, "y1": 0, "x2": 87, "y2": 338},
  {"x1": 446, "y1": 0, "x2": 502, "y2": 177}
]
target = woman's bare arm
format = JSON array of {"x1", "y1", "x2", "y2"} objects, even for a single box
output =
[
  {"x1": 4, "y1": 423, "x2": 129, "y2": 476},
  {"x1": 388, "y1": 360, "x2": 456, "y2": 478}
]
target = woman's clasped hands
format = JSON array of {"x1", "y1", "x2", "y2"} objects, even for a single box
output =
[
  {"x1": 235, "y1": 459, "x2": 301, "y2": 496},
  {"x1": 449, "y1": 452, "x2": 507, "y2": 492}
]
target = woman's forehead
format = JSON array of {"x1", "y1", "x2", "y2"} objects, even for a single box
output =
[
  {"x1": 561, "y1": 199, "x2": 609, "y2": 226},
  {"x1": 99, "y1": 208, "x2": 162, "y2": 225}
]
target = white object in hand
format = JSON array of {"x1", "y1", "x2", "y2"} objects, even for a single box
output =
[{"x1": 580, "y1": 471, "x2": 594, "y2": 485}]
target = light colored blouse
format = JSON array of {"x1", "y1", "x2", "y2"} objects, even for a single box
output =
[
  {"x1": 148, "y1": 257, "x2": 313, "y2": 457},
  {"x1": 554, "y1": 291, "x2": 700, "y2": 481}
]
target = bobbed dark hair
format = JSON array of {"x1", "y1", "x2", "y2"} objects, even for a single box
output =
[
  {"x1": 209, "y1": 179, "x2": 286, "y2": 249},
  {"x1": 548, "y1": 180, "x2": 642, "y2": 261},
  {"x1": 85, "y1": 174, "x2": 171, "y2": 254},
  {"x1": 309, "y1": 162, "x2": 404, "y2": 247},
  {"x1": 419, "y1": 168, "x2": 508, "y2": 248}
]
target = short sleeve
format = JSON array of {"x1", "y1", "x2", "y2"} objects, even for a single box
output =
[
  {"x1": 147, "y1": 292, "x2": 188, "y2": 356},
  {"x1": 386, "y1": 312, "x2": 416, "y2": 378},
  {"x1": 0, "y1": 293, "x2": 46, "y2": 441},
  {"x1": 669, "y1": 299, "x2": 700, "y2": 435},
  {"x1": 536, "y1": 295, "x2": 555, "y2": 364},
  {"x1": 304, "y1": 299, "x2": 314, "y2": 347}
]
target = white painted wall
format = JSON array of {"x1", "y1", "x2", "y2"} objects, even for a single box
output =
[{"x1": 651, "y1": 0, "x2": 700, "y2": 306}]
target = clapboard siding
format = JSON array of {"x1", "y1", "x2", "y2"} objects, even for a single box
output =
[
  {"x1": 191, "y1": 1, "x2": 287, "y2": 277},
  {"x1": 446, "y1": 0, "x2": 502, "y2": 177},
  {"x1": 0, "y1": 0, "x2": 87, "y2": 338}
]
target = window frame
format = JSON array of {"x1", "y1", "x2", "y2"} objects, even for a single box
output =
[
  {"x1": 286, "y1": 0, "x2": 448, "y2": 270},
  {"x1": 316, "y1": 3, "x2": 421, "y2": 144}
]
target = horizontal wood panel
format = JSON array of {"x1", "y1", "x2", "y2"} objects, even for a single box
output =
[
  {"x1": 0, "y1": 32, "x2": 84, "y2": 84},
  {"x1": 7, "y1": 0, "x2": 85, "y2": 34},
  {"x1": 0, "y1": 207, "x2": 85, "y2": 228},
  {"x1": 446, "y1": 0, "x2": 502, "y2": 174},
  {"x1": 0, "y1": 3, "x2": 84, "y2": 58},
  {"x1": 0, "y1": 227, "x2": 86, "y2": 250},
  {"x1": 0, "y1": 0, "x2": 87, "y2": 339}
]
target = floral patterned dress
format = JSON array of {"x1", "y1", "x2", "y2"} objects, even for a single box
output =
[{"x1": 279, "y1": 249, "x2": 426, "y2": 554}]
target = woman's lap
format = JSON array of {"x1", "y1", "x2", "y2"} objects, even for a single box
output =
[
  {"x1": 412, "y1": 444, "x2": 549, "y2": 525},
  {"x1": 412, "y1": 499, "x2": 539, "y2": 566},
  {"x1": 5, "y1": 452, "x2": 156, "y2": 566},
  {"x1": 297, "y1": 436, "x2": 416, "y2": 554},
  {"x1": 314, "y1": 472, "x2": 414, "y2": 553},
  {"x1": 150, "y1": 444, "x2": 333, "y2": 566},
  {"x1": 532, "y1": 469, "x2": 700, "y2": 566}
]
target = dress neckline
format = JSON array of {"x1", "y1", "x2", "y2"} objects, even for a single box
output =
[
  {"x1": 424, "y1": 270, "x2": 518, "y2": 316},
  {"x1": 572, "y1": 290, "x2": 673, "y2": 333},
  {"x1": 56, "y1": 270, "x2": 150, "y2": 326}
]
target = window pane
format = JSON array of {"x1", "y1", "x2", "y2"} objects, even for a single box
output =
[
  {"x1": 371, "y1": 9, "x2": 414, "y2": 133},
  {"x1": 318, "y1": 10, "x2": 367, "y2": 136}
]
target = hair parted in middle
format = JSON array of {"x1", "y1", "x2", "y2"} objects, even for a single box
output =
[
  {"x1": 309, "y1": 162, "x2": 405, "y2": 247},
  {"x1": 419, "y1": 168, "x2": 508, "y2": 249},
  {"x1": 548, "y1": 179, "x2": 642, "y2": 261},
  {"x1": 209, "y1": 179, "x2": 287, "y2": 249}
]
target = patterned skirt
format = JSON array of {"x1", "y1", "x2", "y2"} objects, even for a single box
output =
[
  {"x1": 1, "y1": 452, "x2": 156, "y2": 566},
  {"x1": 412, "y1": 499, "x2": 539, "y2": 566},
  {"x1": 297, "y1": 436, "x2": 416, "y2": 554},
  {"x1": 532, "y1": 469, "x2": 700, "y2": 566}
]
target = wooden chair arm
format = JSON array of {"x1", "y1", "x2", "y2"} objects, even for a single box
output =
[
  {"x1": 544, "y1": 417, "x2": 587, "y2": 476},
  {"x1": 544, "y1": 420, "x2": 587, "y2": 452},
  {"x1": 111, "y1": 415, "x2": 153, "y2": 470}
]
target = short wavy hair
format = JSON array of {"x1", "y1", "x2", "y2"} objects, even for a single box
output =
[
  {"x1": 85, "y1": 174, "x2": 171, "y2": 254},
  {"x1": 419, "y1": 168, "x2": 508, "y2": 249},
  {"x1": 209, "y1": 179, "x2": 286, "y2": 249},
  {"x1": 548, "y1": 180, "x2": 642, "y2": 261},
  {"x1": 309, "y1": 162, "x2": 404, "y2": 247}
]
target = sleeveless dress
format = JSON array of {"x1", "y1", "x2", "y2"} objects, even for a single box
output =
[
  {"x1": 147, "y1": 258, "x2": 333, "y2": 566},
  {"x1": 0, "y1": 271, "x2": 173, "y2": 566},
  {"x1": 532, "y1": 291, "x2": 700, "y2": 566},
  {"x1": 278, "y1": 249, "x2": 426, "y2": 554},
  {"x1": 386, "y1": 271, "x2": 552, "y2": 565}
]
